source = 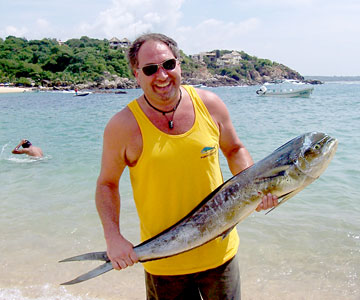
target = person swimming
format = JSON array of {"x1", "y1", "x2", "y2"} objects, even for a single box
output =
[{"x1": 12, "y1": 139, "x2": 43, "y2": 157}]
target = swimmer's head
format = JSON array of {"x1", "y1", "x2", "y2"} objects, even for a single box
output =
[{"x1": 22, "y1": 140, "x2": 32, "y2": 148}]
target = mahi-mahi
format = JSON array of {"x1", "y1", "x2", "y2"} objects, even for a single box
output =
[{"x1": 60, "y1": 131, "x2": 338, "y2": 285}]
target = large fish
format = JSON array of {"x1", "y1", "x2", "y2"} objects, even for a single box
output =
[{"x1": 60, "y1": 131, "x2": 337, "y2": 285}]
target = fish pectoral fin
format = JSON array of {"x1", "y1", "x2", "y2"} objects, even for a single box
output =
[
  {"x1": 221, "y1": 226, "x2": 236, "y2": 240},
  {"x1": 60, "y1": 261, "x2": 113, "y2": 285},
  {"x1": 261, "y1": 165, "x2": 291, "y2": 178},
  {"x1": 59, "y1": 251, "x2": 109, "y2": 262},
  {"x1": 265, "y1": 188, "x2": 302, "y2": 215},
  {"x1": 254, "y1": 165, "x2": 291, "y2": 183}
]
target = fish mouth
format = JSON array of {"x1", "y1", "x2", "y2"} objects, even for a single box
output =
[
  {"x1": 324, "y1": 136, "x2": 338, "y2": 155},
  {"x1": 306, "y1": 135, "x2": 338, "y2": 179}
]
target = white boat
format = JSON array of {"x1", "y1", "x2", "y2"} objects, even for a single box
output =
[{"x1": 256, "y1": 85, "x2": 314, "y2": 98}]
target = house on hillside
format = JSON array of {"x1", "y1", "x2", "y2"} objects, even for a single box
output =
[
  {"x1": 216, "y1": 51, "x2": 242, "y2": 66},
  {"x1": 119, "y1": 38, "x2": 131, "y2": 48},
  {"x1": 191, "y1": 50, "x2": 243, "y2": 66},
  {"x1": 191, "y1": 52, "x2": 217, "y2": 63},
  {"x1": 109, "y1": 37, "x2": 121, "y2": 48},
  {"x1": 109, "y1": 37, "x2": 131, "y2": 49}
]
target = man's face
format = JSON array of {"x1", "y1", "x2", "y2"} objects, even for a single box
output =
[{"x1": 135, "y1": 40, "x2": 181, "y2": 103}]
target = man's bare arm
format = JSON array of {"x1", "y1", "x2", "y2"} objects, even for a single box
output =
[{"x1": 95, "y1": 110, "x2": 139, "y2": 270}]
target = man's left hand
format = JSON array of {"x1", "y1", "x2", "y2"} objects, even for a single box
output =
[{"x1": 256, "y1": 193, "x2": 278, "y2": 212}]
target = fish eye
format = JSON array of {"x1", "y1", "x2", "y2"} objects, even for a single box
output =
[{"x1": 314, "y1": 144, "x2": 321, "y2": 150}]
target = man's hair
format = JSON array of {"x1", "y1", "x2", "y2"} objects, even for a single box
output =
[
  {"x1": 22, "y1": 140, "x2": 32, "y2": 148},
  {"x1": 127, "y1": 33, "x2": 180, "y2": 74}
]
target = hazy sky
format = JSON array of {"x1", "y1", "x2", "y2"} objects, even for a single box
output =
[{"x1": 1, "y1": 0, "x2": 359, "y2": 76}]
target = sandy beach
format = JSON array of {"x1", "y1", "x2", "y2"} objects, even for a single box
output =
[{"x1": 0, "y1": 86, "x2": 33, "y2": 93}]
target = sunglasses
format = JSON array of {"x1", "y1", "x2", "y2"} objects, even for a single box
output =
[{"x1": 139, "y1": 58, "x2": 178, "y2": 76}]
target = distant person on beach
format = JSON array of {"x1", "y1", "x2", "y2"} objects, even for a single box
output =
[
  {"x1": 95, "y1": 33, "x2": 278, "y2": 300},
  {"x1": 12, "y1": 139, "x2": 43, "y2": 157}
]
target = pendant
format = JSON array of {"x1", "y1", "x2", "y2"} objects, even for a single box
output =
[{"x1": 168, "y1": 120, "x2": 174, "y2": 129}]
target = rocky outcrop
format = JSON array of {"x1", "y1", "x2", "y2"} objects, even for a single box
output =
[
  {"x1": 181, "y1": 66, "x2": 247, "y2": 87},
  {"x1": 182, "y1": 75, "x2": 243, "y2": 87},
  {"x1": 37, "y1": 65, "x2": 322, "y2": 91},
  {"x1": 38, "y1": 72, "x2": 138, "y2": 92},
  {"x1": 302, "y1": 79, "x2": 324, "y2": 85},
  {"x1": 180, "y1": 62, "x2": 309, "y2": 87},
  {"x1": 93, "y1": 72, "x2": 137, "y2": 89}
]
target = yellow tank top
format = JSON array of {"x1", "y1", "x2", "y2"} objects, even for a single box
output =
[{"x1": 128, "y1": 85, "x2": 239, "y2": 275}]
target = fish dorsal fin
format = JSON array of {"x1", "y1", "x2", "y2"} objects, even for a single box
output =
[{"x1": 265, "y1": 188, "x2": 302, "y2": 215}]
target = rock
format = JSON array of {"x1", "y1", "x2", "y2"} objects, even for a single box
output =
[
  {"x1": 303, "y1": 79, "x2": 324, "y2": 85},
  {"x1": 35, "y1": 64, "x2": 311, "y2": 90}
]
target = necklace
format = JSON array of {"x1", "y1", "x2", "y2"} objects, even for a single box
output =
[{"x1": 144, "y1": 89, "x2": 182, "y2": 129}]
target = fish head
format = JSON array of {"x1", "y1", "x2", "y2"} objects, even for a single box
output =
[{"x1": 295, "y1": 132, "x2": 338, "y2": 179}]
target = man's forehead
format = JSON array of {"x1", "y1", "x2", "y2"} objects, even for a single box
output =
[{"x1": 138, "y1": 40, "x2": 174, "y2": 64}]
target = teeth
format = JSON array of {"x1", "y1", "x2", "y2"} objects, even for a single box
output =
[{"x1": 156, "y1": 82, "x2": 169, "y2": 88}]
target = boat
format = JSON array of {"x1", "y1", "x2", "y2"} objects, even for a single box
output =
[
  {"x1": 74, "y1": 92, "x2": 90, "y2": 97},
  {"x1": 256, "y1": 85, "x2": 314, "y2": 98}
]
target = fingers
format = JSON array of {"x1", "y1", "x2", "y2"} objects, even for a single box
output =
[
  {"x1": 111, "y1": 258, "x2": 130, "y2": 270},
  {"x1": 110, "y1": 252, "x2": 138, "y2": 271},
  {"x1": 256, "y1": 193, "x2": 278, "y2": 212},
  {"x1": 111, "y1": 257, "x2": 136, "y2": 270},
  {"x1": 264, "y1": 193, "x2": 277, "y2": 210},
  {"x1": 106, "y1": 235, "x2": 139, "y2": 271},
  {"x1": 130, "y1": 251, "x2": 139, "y2": 264}
]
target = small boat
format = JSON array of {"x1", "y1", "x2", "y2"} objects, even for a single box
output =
[
  {"x1": 74, "y1": 92, "x2": 90, "y2": 97},
  {"x1": 256, "y1": 85, "x2": 314, "y2": 98}
]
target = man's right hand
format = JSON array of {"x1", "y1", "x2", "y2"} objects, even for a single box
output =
[{"x1": 106, "y1": 235, "x2": 139, "y2": 270}]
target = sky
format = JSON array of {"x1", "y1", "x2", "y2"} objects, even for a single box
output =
[{"x1": 0, "y1": 0, "x2": 359, "y2": 76}]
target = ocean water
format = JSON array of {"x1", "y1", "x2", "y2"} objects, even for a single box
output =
[{"x1": 0, "y1": 82, "x2": 359, "y2": 300}]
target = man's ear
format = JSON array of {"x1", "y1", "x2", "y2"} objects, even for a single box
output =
[{"x1": 134, "y1": 70, "x2": 141, "y2": 85}]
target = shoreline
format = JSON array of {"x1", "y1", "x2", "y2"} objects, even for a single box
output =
[
  {"x1": 0, "y1": 77, "x2": 323, "y2": 95},
  {"x1": 0, "y1": 86, "x2": 34, "y2": 94}
]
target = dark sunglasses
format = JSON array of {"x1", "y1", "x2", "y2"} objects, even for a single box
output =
[{"x1": 139, "y1": 58, "x2": 177, "y2": 76}]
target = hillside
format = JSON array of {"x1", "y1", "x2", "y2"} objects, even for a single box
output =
[
  {"x1": 181, "y1": 50, "x2": 304, "y2": 87},
  {"x1": 0, "y1": 36, "x2": 306, "y2": 89}
]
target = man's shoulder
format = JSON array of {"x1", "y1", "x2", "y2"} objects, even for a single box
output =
[
  {"x1": 105, "y1": 105, "x2": 140, "y2": 138},
  {"x1": 194, "y1": 88, "x2": 225, "y2": 113},
  {"x1": 108, "y1": 106, "x2": 136, "y2": 126},
  {"x1": 103, "y1": 104, "x2": 142, "y2": 166},
  {"x1": 32, "y1": 147, "x2": 43, "y2": 156}
]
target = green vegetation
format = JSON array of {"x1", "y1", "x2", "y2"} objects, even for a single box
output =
[
  {"x1": 0, "y1": 36, "x2": 301, "y2": 87},
  {"x1": 0, "y1": 36, "x2": 131, "y2": 86}
]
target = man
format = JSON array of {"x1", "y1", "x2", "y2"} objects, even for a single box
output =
[
  {"x1": 12, "y1": 139, "x2": 43, "y2": 157},
  {"x1": 96, "y1": 33, "x2": 277, "y2": 299}
]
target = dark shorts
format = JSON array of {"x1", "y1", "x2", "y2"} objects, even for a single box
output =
[{"x1": 145, "y1": 255, "x2": 241, "y2": 300}]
